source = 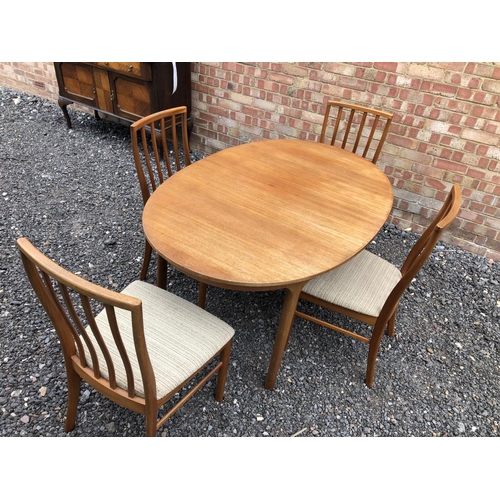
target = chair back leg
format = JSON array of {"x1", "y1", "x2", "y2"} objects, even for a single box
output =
[
  {"x1": 198, "y1": 282, "x2": 208, "y2": 309},
  {"x1": 140, "y1": 241, "x2": 153, "y2": 281},
  {"x1": 64, "y1": 369, "x2": 82, "y2": 432},
  {"x1": 386, "y1": 313, "x2": 397, "y2": 338},
  {"x1": 366, "y1": 322, "x2": 388, "y2": 388},
  {"x1": 215, "y1": 341, "x2": 232, "y2": 401}
]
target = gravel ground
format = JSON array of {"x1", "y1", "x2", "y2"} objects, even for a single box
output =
[{"x1": 1, "y1": 86, "x2": 499, "y2": 444}]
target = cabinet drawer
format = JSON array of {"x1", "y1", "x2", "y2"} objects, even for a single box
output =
[{"x1": 94, "y1": 62, "x2": 152, "y2": 80}]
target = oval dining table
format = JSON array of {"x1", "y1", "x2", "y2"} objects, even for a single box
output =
[{"x1": 142, "y1": 139, "x2": 394, "y2": 390}]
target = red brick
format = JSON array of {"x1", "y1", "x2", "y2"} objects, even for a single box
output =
[
  {"x1": 464, "y1": 116, "x2": 478, "y2": 127},
  {"x1": 462, "y1": 128, "x2": 498, "y2": 145},
  {"x1": 483, "y1": 237, "x2": 500, "y2": 252},
  {"x1": 469, "y1": 201, "x2": 486, "y2": 212},
  {"x1": 374, "y1": 62, "x2": 398, "y2": 72},
  {"x1": 478, "y1": 157, "x2": 489, "y2": 169},
  {"x1": 388, "y1": 135, "x2": 417, "y2": 149},
  {"x1": 429, "y1": 82, "x2": 458, "y2": 95},
  {"x1": 464, "y1": 141, "x2": 477, "y2": 153},
  {"x1": 426, "y1": 178, "x2": 447, "y2": 191},
  {"x1": 435, "y1": 159, "x2": 467, "y2": 173},
  {"x1": 448, "y1": 125, "x2": 462, "y2": 135},
  {"x1": 269, "y1": 72, "x2": 294, "y2": 85},
  {"x1": 488, "y1": 161, "x2": 499, "y2": 172},
  {"x1": 485, "y1": 217, "x2": 500, "y2": 230},
  {"x1": 467, "y1": 168, "x2": 487, "y2": 179},
  {"x1": 486, "y1": 122, "x2": 499, "y2": 134}
]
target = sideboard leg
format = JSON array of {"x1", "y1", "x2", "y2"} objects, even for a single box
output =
[{"x1": 58, "y1": 98, "x2": 72, "y2": 128}]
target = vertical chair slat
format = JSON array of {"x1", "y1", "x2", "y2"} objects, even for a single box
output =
[
  {"x1": 331, "y1": 105, "x2": 343, "y2": 146},
  {"x1": 58, "y1": 281, "x2": 101, "y2": 373},
  {"x1": 353, "y1": 111, "x2": 368, "y2": 155},
  {"x1": 41, "y1": 272, "x2": 88, "y2": 366},
  {"x1": 180, "y1": 111, "x2": 191, "y2": 167},
  {"x1": 131, "y1": 129, "x2": 150, "y2": 206},
  {"x1": 151, "y1": 119, "x2": 165, "y2": 181},
  {"x1": 362, "y1": 115, "x2": 379, "y2": 159},
  {"x1": 171, "y1": 113, "x2": 182, "y2": 172},
  {"x1": 160, "y1": 117, "x2": 173, "y2": 177},
  {"x1": 105, "y1": 304, "x2": 136, "y2": 398},
  {"x1": 131, "y1": 107, "x2": 191, "y2": 193},
  {"x1": 319, "y1": 102, "x2": 331, "y2": 144},
  {"x1": 129, "y1": 106, "x2": 196, "y2": 284},
  {"x1": 80, "y1": 294, "x2": 117, "y2": 387},
  {"x1": 372, "y1": 115, "x2": 392, "y2": 165},
  {"x1": 342, "y1": 109, "x2": 356, "y2": 149},
  {"x1": 319, "y1": 100, "x2": 393, "y2": 165},
  {"x1": 401, "y1": 186, "x2": 458, "y2": 277},
  {"x1": 140, "y1": 127, "x2": 158, "y2": 191}
]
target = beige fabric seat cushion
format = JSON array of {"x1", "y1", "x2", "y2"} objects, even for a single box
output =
[
  {"x1": 302, "y1": 249, "x2": 402, "y2": 317},
  {"x1": 84, "y1": 280, "x2": 234, "y2": 400}
]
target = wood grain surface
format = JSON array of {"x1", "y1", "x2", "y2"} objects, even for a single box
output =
[{"x1": 143, "y1": 139, "x2": 393, "y2": 290}]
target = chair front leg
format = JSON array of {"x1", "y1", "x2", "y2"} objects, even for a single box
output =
[
  {"x1": 140, "y1": 240, "x2": 153, "y2": 281},
  {"x1": 145, "y1": 407, "x2": 159, "y2": 437}
]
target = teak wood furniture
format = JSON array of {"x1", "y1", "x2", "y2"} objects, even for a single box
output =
[
  {"x1": 320, "y1": 100, "x2": 393, "y2": 165},
  {"x1": 53, "y1": 62, "x2": 192, "y2": 130},
  {"x1": 142, "y1": 139, "x2": 394, "y2": 390},
  {"x1": 130, "y1": 107, "x2": 197, "y2": 287},
  {"x1": 17, "y1": 237, "x2": 234, "y2": 436},
  {"x1": 294, "y1": 185, "x2": 462, "y2": 387}
]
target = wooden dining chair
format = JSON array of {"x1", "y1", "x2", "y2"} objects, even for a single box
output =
[
  {"x1": 130, "y1": 106, "x2": 208, "y2": 308},
  {"x1": 292, "y1": 184, "x2": 462, "y2": 388},
  {"x1": 17, "y1": 237, "x2": 234, "y2": 437},
  {"x1": 319, "y1": 100, "x2": 393, "y2": 164}
]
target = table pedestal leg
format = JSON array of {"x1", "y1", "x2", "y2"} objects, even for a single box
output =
[{"x1": 264, "y1": 282, "x2": 304, "y2": 391}]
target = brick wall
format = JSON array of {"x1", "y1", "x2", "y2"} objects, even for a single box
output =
[
  {"x1": 1, "y1": 61, "x2": 500, "y2": 261},
  {"x1": 0, "y1": 62, "x2": 58, "y2": 101}
]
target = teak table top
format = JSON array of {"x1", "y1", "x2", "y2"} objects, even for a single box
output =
[{"x1": 143, "y1": 139, "x2": 393, "y2": 389}]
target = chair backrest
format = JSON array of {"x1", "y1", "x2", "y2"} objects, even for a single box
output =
[
  {"x1": 319, "y1": 100, "x2": 393, "y2": 164},
  {"x1": 130, "y1": 106, "x2": 191, "y2": 205},
  {"x1": 378, "y1": 184, "x2": 462, "y2": 325},
  {"x1": 16, "y1": 237, "x2": 155, "y2": 402}
]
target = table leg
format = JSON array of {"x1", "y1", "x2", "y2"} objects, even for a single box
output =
[
  {"x1": 264, "y1": 282, "x2": 304, "y2": 391},
  {"x1": 157, "y1": 256, "x2": 167, "y2": 289}
]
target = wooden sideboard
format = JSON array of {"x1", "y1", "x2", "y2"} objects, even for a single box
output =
[{"x1": 53, "y1": 62, "x2": 192, "y2": 129}]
